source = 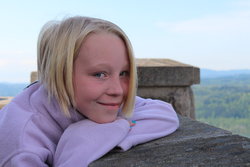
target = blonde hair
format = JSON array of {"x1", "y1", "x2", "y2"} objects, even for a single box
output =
[{"x1": 37, "y1": 16, "x2": 137, "y2": 117}]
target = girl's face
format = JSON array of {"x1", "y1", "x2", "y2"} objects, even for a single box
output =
[{"x1": 73, "y1": 32, "x2": 130, "y2": 123}]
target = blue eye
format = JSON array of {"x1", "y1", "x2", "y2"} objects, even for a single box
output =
[
  {"x1": 94, "y1": 72, "x2": 106, "y2": 78},
  {"x1": 120, "y1": 71, "x2": 130, "y2": 77}
]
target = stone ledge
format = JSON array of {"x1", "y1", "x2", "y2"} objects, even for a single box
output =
[
  {"x1": 136, "y1": 59, "x2": 200, "y2": 86},
  {"x1": 90, "y1": 116, "x2": 250, "y2": 167},
  {"x1": 0, "y1": 97, "x2": 13, "y2": 109}
]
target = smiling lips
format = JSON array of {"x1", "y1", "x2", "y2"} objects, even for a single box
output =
[{"x1": 97, "y1": 102, "x2": 121, "y2": 110}]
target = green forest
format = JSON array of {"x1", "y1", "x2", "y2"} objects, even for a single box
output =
[{"x1": 192, "y1": 74, "x2": 250, "y2": 138}]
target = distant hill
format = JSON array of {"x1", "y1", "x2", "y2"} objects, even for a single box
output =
[
  {"x1": 200, "y1": 74, "x2": 250, "y2": 86},
  {"x1": 0, "y1": 83, "x2": 28, "y2": 96},
  {"x1": 201, "y1": 69, "x2": 250, "y2": 78},
  {"x1": 193, "y1": 71, "x2": 250, "y2": 119}
]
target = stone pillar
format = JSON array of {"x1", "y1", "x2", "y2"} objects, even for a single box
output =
[{"x1": 136, "y1": 59, "x2": 200, "y2": 119}]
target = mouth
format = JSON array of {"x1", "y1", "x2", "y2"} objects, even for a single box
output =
[
  {"x1": 97, "y1": 102, "x2": 120, "y2": 106},
  {"x1": 97, "y1": 102, "x2": 121, "y2": 110}
]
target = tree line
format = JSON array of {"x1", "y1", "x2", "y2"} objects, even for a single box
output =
[{"x1": 193, "y1": 74, "x2": 250, "y2": 119}]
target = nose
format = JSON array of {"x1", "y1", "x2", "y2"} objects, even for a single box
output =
[{"x1": 106, "y1": 77, "x2": 124, "y2": 96}]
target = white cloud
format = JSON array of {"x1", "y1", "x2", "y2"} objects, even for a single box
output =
[
  {"x1": 153, "y1": 8, "x2": 250, "y2": 71},
  {"x1": 156, "y1": 10, "x2": 250, "y2": 34},
  {"x1": 20, "y1": 59, "x2": 37, "y2": 66},
  {"x1": 231, "y1": 0, "x2": 250, "y2": 7},
  {"x1": 0, "y1": 60, "x2": 8, "y2": 68}
]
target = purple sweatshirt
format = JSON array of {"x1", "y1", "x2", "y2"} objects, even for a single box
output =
[{"x1": 0, "y1": 82, "x2": 179, "y2": 167}]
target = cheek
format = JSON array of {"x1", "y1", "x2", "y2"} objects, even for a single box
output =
[
  {"x1": 73, "y1": 77, "x2": 92, "y2": 106},
  {"x1": 73, "y1": 86, "x2": 84, "y2": 108},
  {"x1": 74, "y1": 85, "x2": 95, "y2": 113},
  {"x1": 74, "y1": 82, "x2": 93, "y2": 101},
  {"x1": 121, "y1": 79, "x2": 129, "y2": 96},
  {"x1": 74, "y1": 78, "x2": 104, "y2": 105}
]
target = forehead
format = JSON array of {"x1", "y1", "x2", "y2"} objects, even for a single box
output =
[{"x1": 76, "y1": 32, "x2": 130, "y2": 67}]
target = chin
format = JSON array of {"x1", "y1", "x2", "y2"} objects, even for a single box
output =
[{"x1": 91, "y1": 116, "x2": 117, "y2": 124}]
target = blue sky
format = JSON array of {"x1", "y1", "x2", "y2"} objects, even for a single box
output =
[{"x1": 0, "y1": 0, "x2": 250, "y2": 83}]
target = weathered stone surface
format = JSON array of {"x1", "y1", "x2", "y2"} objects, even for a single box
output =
[
  {"x1": 89, "y1": 116, "x2": 250, "y2": 167},
  {"x1": 136, "y1": 59, "x2": 200, "y2": 86},
  {"x1": 137, "y1": 87, "x2": 195, "y2": 119}
]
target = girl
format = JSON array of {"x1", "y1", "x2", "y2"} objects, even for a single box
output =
[{"x1": 0, "y1": 16, "x2": 179, "y2": 167}]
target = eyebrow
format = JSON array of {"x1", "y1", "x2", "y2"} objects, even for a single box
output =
[{"x1": 89, "y1": 62, "x2": 130, "y2": 70}]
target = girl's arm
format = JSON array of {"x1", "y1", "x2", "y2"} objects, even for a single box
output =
[
  {"x1": 53, "y1": 118, "x2": 130, "y2": 167},
  {"x1": 118, "y1": 96, "x2": 179, "y2": 151}
]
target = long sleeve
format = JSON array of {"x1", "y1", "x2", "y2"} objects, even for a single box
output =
[
  {"x1": 53, "y1": 118, "x2": 130, "y2": 167},
  {"x1": 1, "y1": 152, "x2": 50, "y2": 167},
  {"x1": 0, "y1": 111, "x2": 58, "y2": 167},
  {"x1": 118, "y1": 96, "x2": 179, "y2": 151}
]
